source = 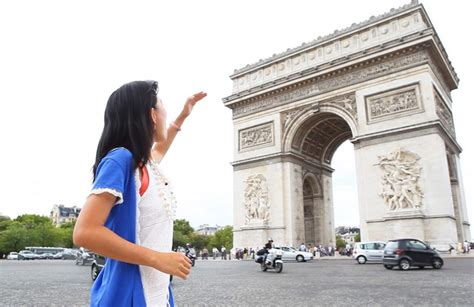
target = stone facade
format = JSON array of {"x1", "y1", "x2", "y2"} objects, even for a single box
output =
[
  {"x1": 50, "y1": 204, "x2": 81, "y2": 227},
  {"x1": 224, "y1": 2, "x2": 469, "y2": 251}
]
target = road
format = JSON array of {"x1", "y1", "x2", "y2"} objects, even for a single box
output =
[{"x1": 1, "y1": 258, "x2": 473, "y2": 306}]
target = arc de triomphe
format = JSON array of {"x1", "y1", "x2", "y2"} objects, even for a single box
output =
[{"x1": 223, "y1": 1, "x2": 470, "y2": 250}]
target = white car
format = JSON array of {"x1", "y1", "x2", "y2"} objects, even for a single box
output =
[
  {"x1": 274, "y1": 246, "x2": 314, "y2": 262},
  {"x1": 7, "y1": 252, "x2": 18, "y2": 260},
  {"x1": 18, "y1": 250, "x2": 37, "y2": 260},
  {"x1": 352, "y1": 241, "x2": 386, "y2": 264}
]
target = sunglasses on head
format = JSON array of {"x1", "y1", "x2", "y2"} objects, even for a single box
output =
[{"x1": 146, "y1": 80, "x2": 159, "y2": 96}]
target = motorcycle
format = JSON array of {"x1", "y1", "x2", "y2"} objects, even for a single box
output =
[
  {"x1": 255, "y1": 248, "x2": 283, "y2": 273},
  {"x1": 185, "y1": 247, "x2": 196, "y2": 267}
]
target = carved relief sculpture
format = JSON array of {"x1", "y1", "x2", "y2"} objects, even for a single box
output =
[
  {"x1": 433, "y1": 89, "x2": 455, "y2": 135},
  {"x1": 243, "y1": 174, "x2": 270, "y2": 224},
  {"x1": 239, "y1": 122, "x2": 274, "y2": 151},
  {"x1": 376, "y1": 149, "x2": 423, "y2": 211},
  {"x1": 366, "y1": 84, "x2": 421, "y2": 123}
]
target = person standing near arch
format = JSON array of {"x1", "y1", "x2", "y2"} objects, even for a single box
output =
[{"x1": 73, "y1": 80, "x2": 207, "y2": 306}]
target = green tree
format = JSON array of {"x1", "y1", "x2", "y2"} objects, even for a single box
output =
[
  {"x1": 31, "y1": 223, "x2": 62, "y2": 247},
  {"x1": 0, "y1": 215, "x2": 11, "y2": 222},
  {"x1": 190, "y1": 233, "x2": 211, "y2": 250},
  {"x1": 14, "y1": 214, "x2": 51, "y2": 229},
  {"x1": 336, "y1": 235, "x2": 346, "y2": 249},
  {"x1": 172, "y1": 219, "x2": 194, "y2": 249},
  {"x1": 354, "y1": 233, "x2": 361, "y2": 242},
  {"x1": 209, "y1": 226, "x2": 233, "y2": 250},
  {"x1": 173, "y1": 219, "x2": 194, "y2": 236},
  {"x1": 172, "y1": 231, "x2": 190, "y2": 250},
  {"x1": 58, "y1": 221, "x2": 76, "y2": 248},
  {"x1": 0, "y1": 221, "x2": 28, "y2": 253}
]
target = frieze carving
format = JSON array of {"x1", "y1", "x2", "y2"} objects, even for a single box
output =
[
  {"x1": 232, "y1": 50, "x2": 430, "y2": 119},
  {"x1": 366, "y1": 84, "x2": 421, "y2": 122},
  {"x1": 376, "y1": 149, "x2": 423, "y2": 211},
  {"x1": 244, "y1": 174, "x2": 270, "y2": 224},
  {"x1": 239, "y1": 122, "x2": 274, "y2": 151},
  {"x1": 434, "y1": 89, "x2": 455, "y2": 135}
]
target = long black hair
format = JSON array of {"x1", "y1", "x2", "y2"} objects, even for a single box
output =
[{"x1": 93, "y1": 80, "x2": 158, "y2": 180}]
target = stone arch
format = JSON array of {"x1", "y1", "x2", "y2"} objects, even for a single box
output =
[
  {"x1": 301, "y1": 173, "x2": 324, "y2": 246},
  {"x1": 282, "y1": 103, "x2": 358, "y2": 156},
  {"x1": 225, "y1": 3, "x2": 469, "y2": 250}
]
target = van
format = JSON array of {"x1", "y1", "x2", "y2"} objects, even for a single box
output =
[{"x1": 352, "y1": 241, "x2": 386, "y2": 264}]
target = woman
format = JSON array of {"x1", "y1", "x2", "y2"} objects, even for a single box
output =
[{"x1": 73, "y1": 80, "x2": 207, "y2": 306}]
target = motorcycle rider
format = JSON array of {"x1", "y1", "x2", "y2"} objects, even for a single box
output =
[{"x1": 264, "y1": 238, "x2": 274, "y2": 265}]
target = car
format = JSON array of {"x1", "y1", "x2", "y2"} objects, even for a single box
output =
[
  {"x1": 18, "y1": 250, "x2": 36, "y2": 260},
  {"x1": 42, "y1": 253, "x2": 55, "y2": 260},
  {"x1": 76, "y1": 247, "x2": 94, "y2": 265},
  {"x1": 7, "y1": 252, "x2": 19, "y2": 260},
  {"x1": 274, "y1": 246, "x2": 314, "y2": 262},
  {"x1": 91, "y1": 253, "x2": 105, "y2": 281},
  {"x1": 352, "y1": 241, "x2": 386, "y2": 264},
  {"x1": 382, "y1": 238, "x2": 443, "y2": 271}
]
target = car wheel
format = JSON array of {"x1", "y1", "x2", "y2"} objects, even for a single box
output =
[
  {"x1": 91, "y1": 264, "x2": 99, "y2": 281},
  {"x1": 357, "y1": 256, "x2": 367, "y2": 264},
  {"x1": 399, "y1": 259, "x2": 411, "y2": 271},
  {"x1": 296, "y1": 255, "x2": 304, "y2": 262},
  {"x1": 384, "y1": 265, "x2": 393, "y2": 270},
  {"x1": 432, "y1": 257, "x2": 443, "y2": 269}
]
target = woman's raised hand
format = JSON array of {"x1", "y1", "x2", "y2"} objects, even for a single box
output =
[
  {"x1": 181, "y1": 91, "x2": 207, "y2": 118},
  {"x1": 153, "y1": 251, "x2": 193, "y2": 280}
]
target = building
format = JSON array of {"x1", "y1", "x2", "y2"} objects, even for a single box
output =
[
  {"x1": 225, "y1": 1, "x2": 470, "y2": 251},
  {"x1": 195, "y1": 224, "x2": 223, "y2": 236},
  {"x1": 50, "y1": 204, "x2": 81, "y2": 227},
  {"x1": 341, "y1": 232, "x2": 358, "y2": 246}
]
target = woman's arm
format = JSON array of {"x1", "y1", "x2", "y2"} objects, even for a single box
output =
[
  {"x1": 73, "y1": 193, "x2": 192, "y2": 279},
  {"x1": 153, "y1": 91, "x2": 207, "y2": 162}
]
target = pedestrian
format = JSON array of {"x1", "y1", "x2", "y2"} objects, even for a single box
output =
[
  {"x1": 221, "y1": 246, "x2": 227, "y2": 260},
  {"x1": 212, "y1": 247, "x2": 218, "y2": 260},
  {"x1": 73, "y1": 80, "x2": 206, "y2": 306},
  {"x1": 299, "y1": 243, "x2": 307, "y2": 252}
]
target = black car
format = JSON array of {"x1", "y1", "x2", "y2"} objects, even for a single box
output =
[
  {"x1": 91, "y1": 253, "x2": 105, "y2": 281},
  {"x1": 383, "y1": 238, "x2": 443, "y2": 270}
]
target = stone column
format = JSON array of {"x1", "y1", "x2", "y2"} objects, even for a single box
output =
[{"x1": 321, "y1": 170, "x2": 336, "y2": 247}]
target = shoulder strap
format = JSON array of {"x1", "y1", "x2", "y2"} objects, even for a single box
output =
[{"x1": 139, "y1": 166, "x2": 149, "y2": 197}]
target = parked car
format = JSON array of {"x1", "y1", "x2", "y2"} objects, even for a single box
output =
[
  {"x1": 18, "y1": 250, "x2": 36, "y2": 260},
  {"x1": 42, "y1": 253, "x2": 56, "y2": 260},
  {"x1": 273, "y1": 246, "x2": 314, "y2": 262},
  {"x1": 91, "y1": 253, "x2": 105, "y2": 281},
  {"x1": 61, "y1": 249, "x2": 79, "y2": 260},
  {"x1": 7, "y1": 252, "x2": 19, "y2": 260},
  {"x1": 76, "y1": 247, "x2": 94, "y2": 265},
  {"x1": 383, "y1": 238, "x2": 443, "y2": 270},
  {"x1": 352, "y1": 241, "x2": 386, "y2": 264}
]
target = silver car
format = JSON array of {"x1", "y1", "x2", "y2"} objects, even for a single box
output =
[
  {"x1": 274, "y1": 246, "x2": 314, "y2": 262},
  {"x1": 352, "y1": 241, "x2": 386, "y2": 264}
]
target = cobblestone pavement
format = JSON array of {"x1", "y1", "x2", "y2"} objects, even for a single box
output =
[{"x1": 1, "y1": 258, "x2": 473, "y2": 306}]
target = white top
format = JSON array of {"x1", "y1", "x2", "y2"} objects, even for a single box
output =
[{"x1": 135, "y1": 160, "x2": 177, "y2": 307}]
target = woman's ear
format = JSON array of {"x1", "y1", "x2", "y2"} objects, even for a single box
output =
[{"x1": 150, "y1": 108, "x2": 157, "y2": 125}]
